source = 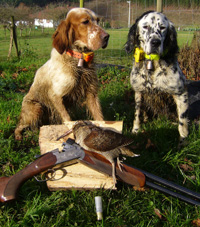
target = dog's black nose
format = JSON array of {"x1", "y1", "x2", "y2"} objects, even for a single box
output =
[
  {"x1": 104, "y1": 34, "x2": 110, "y2": 42},
  {"x1": 102, "y1": 33, "x2": 110, "y2": 49},
  {"x1": 151, "y1": 39, "x2": 161, "y2": 47}
]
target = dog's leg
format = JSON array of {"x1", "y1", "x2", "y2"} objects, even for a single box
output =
[
  {"x1": 50, "y1": 96, "x2": 71, "y2": 123},
  {"x1": 133, "y1": 91, "x2": 142, "y2": 133},
  {"x1": 173, "y1": 90, "x2": 189, "y2": 144},
  {"x1": 86, "y1": 93, "x2": 103, "y2": 120},
  {"x1": 15, "y1": 123, "x2": 30, "y2": 141},
  {"x1": 14, "y1": 100, "x2": 43, "y2": 140}
]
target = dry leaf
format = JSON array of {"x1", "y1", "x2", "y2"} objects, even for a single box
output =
[
  {"x1": 7, "y1": 115, "x2": 10, "y2": 123},
  {"x1": 154, "y1": 208, "x2": 162, "y2": 219},
  {"x1": 22, "y1": 67, "x2": 28, "y2": 72},
  {"x1": 12, "y1": 73, "x2": 18, "y2": 79},
  {"x1": 133, "y1": 186, "x2": 147, "y2": 192},
  {"x1": 188, "y1": 175, "x2": 196, "y2": 181},
  {"x1": 0, "y1": 72, "x2": 5, "y2": 78},
  {"x1": 184, "y1": 158, "x2": 193, "y2": 166},
  {"x1": 192, "y1": 219, "x2": 200, "y2": 226},
  {"x1": 18, "y1": 89, "x2": 26, "y2": 93},
  {"x1": 145, "y1": 138, "x2": 155, "y2": 149},
  {"x1": 2, "y1": 162, "x2": 14, "y2": 172},
  {"x1": 179, "y1": 163, "x2": 193, "y2": 172}
]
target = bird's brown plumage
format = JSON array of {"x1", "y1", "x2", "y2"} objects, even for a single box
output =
[{"x1": 72, "y1": 121, "x2": 139, "y2": 184}]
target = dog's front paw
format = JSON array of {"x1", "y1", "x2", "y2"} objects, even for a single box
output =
[
  {"x1": 132, "y1": 127, "x2": 139, "y2": 134},
  {"x1": 15, "y1": 134, "x2": 23, "y2": 141},
  {"x1": 178, "y1": 136, "x2": 188, "y2": 148}
]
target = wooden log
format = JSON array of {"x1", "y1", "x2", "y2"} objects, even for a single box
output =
[{"x1": 39, "y1": 121, "x2": 123, "y2": 191}]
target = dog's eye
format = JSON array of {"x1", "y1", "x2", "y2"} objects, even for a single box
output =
[
  {"x1": 143, "y1": 25, "x2": 148, "y2": 30},
  {"x1": 82, "y1": 20, "x2": 89, "y2": 25},
  {"x1": 160, "y1": 26, "x2": 166, "y2": 31}
]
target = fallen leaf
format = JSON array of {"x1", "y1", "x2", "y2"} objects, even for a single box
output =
[
  {"x1": 31, "y1": 140, "x2": 37, "y2": 146},
  {"x1": 22, "y1": 67, "x2": 28, "y2": 72},
  {"x1": 7, "y1": 115, "x2": 10, "y2": 123},
  {"x1": 188, "y1": 175, "x2": 196, "y2": 181},
  {"x1": 2, "y1": 161, "x2": 14, "y2": 172},
  {"x1": 154, "y1": 208, "x2": 162, "y2": 219},
  {"x1": 0, "y1": 72, "x2": 5, "y2": 78},
  {"x1": 179, "y1": 163, "x2": 193, "y2": 172},
  {"x1": 17, "y1": 89, "x2": 26, "y2": 93},
  {"x1": 192, "y1": 219, "x2": 200, "y2": 226},
  {"x1": 145, "y1": 138, "x2": 155, "y2": 149},
  {"x1": 133, "y1": 186, "x2": 147, "y2": 192},
  {"x1": 184, "y1": 158, "x2": 193, "y2": 166},
  {"x1": 12, "y1": 73, "x2": 18, "y2": 79}
]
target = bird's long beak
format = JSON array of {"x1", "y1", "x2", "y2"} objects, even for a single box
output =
[
  {"x1": 133, "y1": 154, "x2": 140, "y2": 157},
  {"x1": 56, "y1": 129, "x2": 73, "y2": 141}
]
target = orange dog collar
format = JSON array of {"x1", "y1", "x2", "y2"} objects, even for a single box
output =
[{"x1": 66, "y1": 50, "x2": 94, "y2": 63}]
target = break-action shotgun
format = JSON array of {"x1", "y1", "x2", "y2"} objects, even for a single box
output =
[
  {"x1": 0, "y1": 138, "x2": 199, "y2": 206},
  {"x1": 0, "y1": 138, "x2": 144, "y2": 203}
]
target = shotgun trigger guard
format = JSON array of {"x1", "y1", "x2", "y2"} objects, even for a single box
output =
[{"x1": 34, "y1": 169, "x2": 56, "y2": 182}]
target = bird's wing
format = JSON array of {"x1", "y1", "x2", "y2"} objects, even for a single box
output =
[{"x1": 84, "y1": 127, "x2": 134, "y2": 151}]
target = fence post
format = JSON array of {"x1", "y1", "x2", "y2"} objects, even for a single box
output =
[
  {"x1": 127, "y1": 1, "x2": 131, "y2": 28},
  {"x1": 8, "y1": 16, "x2": 19, "y2": 59},
  {"x1": 157, "y1": 0, "x2": 163, "y2": 12},
  {"x1": 80, "y1": 0, "x2": 84, "y2": 8}
]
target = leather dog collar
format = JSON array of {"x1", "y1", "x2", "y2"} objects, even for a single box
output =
[{"x1": 66, "y1": 49, "x2": 94, "y2": 63}]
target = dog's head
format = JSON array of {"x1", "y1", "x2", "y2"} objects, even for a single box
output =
[
  {"x1": 53, "y1": 8, "x2": 110, "y2": 54},
  {"x1": 125, "y1": 11, "x2": 178, "y2": 57}
]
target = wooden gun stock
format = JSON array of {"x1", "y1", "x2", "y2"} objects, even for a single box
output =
[
  {"x1": 1, "y1": 138, "x2": 199, "y2": 206},
  {"x1": 0, "y1": 145, "x2": 146, "y2": 203},
  {"x1": 0, "y1": 151, "x2": 57, "y2": 202},
  {"x1": 81, "y1": 151, "x2": 200, "y2": 206},
  {"x1": 81, "y1": 150, "x2": 146, "y2": 187}
]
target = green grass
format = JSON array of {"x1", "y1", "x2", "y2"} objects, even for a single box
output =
[
  {"x1": 0, "y1": 26, "x2": 200, "y2": 226},
  {"x1": 0, "y1": 55, "x2": 200, "y2": 226},
  {"x1": 0, "y1": 26, "x2": 194, "y2": 65}
]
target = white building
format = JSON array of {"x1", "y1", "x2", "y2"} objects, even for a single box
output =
[{"x1": 34, "y1": 19, "x2": 54, "y2": 28}]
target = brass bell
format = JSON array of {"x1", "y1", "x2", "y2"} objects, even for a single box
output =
[
  {"x1": 146, "y1": 60, "x2": 153, "y2": 70},
  {"x1": 78, "y1": 58, "x2": 84, "y2": 67}
]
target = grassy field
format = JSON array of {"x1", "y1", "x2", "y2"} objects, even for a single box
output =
[
  {"x1": 0, "y1": 26, "x2": 195, "y2": 64},
  {"x1": 0, "y1": 26, "x2": 200, "y2": 226}
]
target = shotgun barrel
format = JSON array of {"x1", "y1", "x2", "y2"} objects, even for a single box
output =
[
  {"x1": 81, "y1": 149, "x2": 200, "y2": 206},
  {"x1": 0, "y1": 138, "x2": 199, "y2": 206}
]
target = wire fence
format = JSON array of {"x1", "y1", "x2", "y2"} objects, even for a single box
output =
[{"x1": 0, "y1": 0, "x2": 200, "y2": 65}]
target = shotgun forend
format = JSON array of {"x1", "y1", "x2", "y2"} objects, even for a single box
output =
[{"x1": 0, "y1": 139, "x2": 199, "y2": 206}]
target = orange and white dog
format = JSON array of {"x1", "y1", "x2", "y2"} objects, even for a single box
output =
[{"x1": 15, "y1": 8, "x2": 109, "y2": 140}]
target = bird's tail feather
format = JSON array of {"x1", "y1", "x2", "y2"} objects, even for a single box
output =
[{"x1": 121, "y1": 147, "x2": 140, "y2": 157}]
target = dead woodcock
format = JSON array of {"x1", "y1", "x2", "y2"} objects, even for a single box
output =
[{"x1": 57, "y1": 121, "x2": 140, "y2": 184}]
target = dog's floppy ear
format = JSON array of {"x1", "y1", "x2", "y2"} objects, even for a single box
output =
[
  {"x1": 125, "y1": 11, "x2": 156, "y2": 54},
  {"x1": 164, "y1": 21, "x2": 179, "y2": 58},
  {"x1": 52, "y1": 20, "x2": 74, "y2": 54},
  {"x1": 124, "y1": 23, "x2": 139, "y2": 54}
]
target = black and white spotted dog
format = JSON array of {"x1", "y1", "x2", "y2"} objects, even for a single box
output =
[{"x1": 125, "y1": 11, "x2": 189, "y2": 143}]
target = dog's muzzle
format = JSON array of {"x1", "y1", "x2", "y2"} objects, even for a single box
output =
[
  {"x1": 151, "y1": 39, "x2": 161, "y2": 47},
  {"x1": 101, "y1": 32, "x2": 110, "y2": 49},
  {"x1": 150, "y1": 38, "x2": 162, "y2": 53}
]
